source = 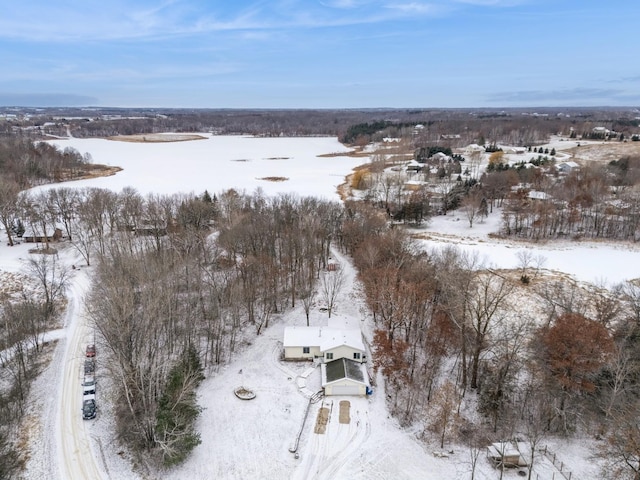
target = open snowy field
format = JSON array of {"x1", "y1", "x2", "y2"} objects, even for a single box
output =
[
  {"x1": 1, "y1": 135, "x2": 633, "y2": 479},
  {"x1": 414, "y1": 209, "x2": 640, "y2": 286}
]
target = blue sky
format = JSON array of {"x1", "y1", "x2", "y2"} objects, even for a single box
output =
[{"x1": 0, "y1": 0, "x2": 638, "y2": 108}]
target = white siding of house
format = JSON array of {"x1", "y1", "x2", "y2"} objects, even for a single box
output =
[
  {"x1": 323, "y1": 345, "x2": 364, "y2": 363},
  {"x1": 324, "y1": 380, "x2": 366, "y2": 396},
  {"x1": 284, "y1": 345, "x2": 321, "y2": 361}
]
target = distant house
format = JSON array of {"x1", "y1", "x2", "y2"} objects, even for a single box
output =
[
  {"x1": 22, "y1": 227, "x2": 63, "y2": 243},
  {"x1": 321, "y1": 358, "x2": 369, "y2": 396},
  {"x1": 557, "y1": 161, "x2": 579, "y2": 174},
  {"x1": 502, "y1": 146, "x2": 526, "y2": 154},
  {"x1": 283, "y1": 326, "x2": 366, "y2": 363},
  {"x1": 464, "y1": 144, "x2": 485, "y2": 156},
  {"x1": 527, "y1": 190, "x2": 550, "y2": 201},
  {"x1": 430, "y1": 152, "x2": 451, "y2": 163},
  {"x1": 412, "y1": 124, "x2": 425, "y2": 136},
  {"x1": 405, "y1": 160, "x2": 423, "y2": 173},
  {"x1": 134, "y1": 223, "x2": 167, "y2": 236}
]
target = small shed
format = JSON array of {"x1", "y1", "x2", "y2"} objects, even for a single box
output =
[
  {"x1": 321, "y1": 358, "x2": 369, "y2": 396},
  {"x1": 557, "y1": 161, "x2": 579, "y2": 173},
  {"x1": 528, "y1": 190, "x2": 550, "y2": 201},
  {"x1": 487, "y1": 441, "x2": 528, "y2": 468},
  {"x1": 22, "y1": 227, "x2": 63, "y2": 243}
]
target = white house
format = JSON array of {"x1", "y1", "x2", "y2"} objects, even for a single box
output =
[
  {"x1": 557, "y1": 161, "x2": 579, "y2": 173},
  {"x1": 464, "y1": 144, "x2": 485, "y2": 156},
  {"x1": 431, "y1": 151, "x2": 451, "y2": 163},
  {"x1": 321, "y1": 358, "x2": 369, "y2": 396},
  {"x1": 527, "y1": 190, "x2": 550, "y2": 201},
  {"x1": 283, "y1": 326, "x2": 366, "y2": 363}
]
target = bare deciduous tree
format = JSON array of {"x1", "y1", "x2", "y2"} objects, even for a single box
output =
[
  {"x1": 0, "y1": 177, "x2": 20, "y2": 246},
  {"x1": 426, "y1": 380, "x2": 462, "y2": 449},
  {"x1": 319, "y1": 264, "x2": 345, "y2": 318}
]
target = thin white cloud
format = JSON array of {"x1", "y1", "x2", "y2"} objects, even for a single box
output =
[
  {"x1": 384, "y1": 2, "x2": 439, "y2": 14},
  {"x1": 0, "y1": 0, "x2": 449, "y2": 42}
]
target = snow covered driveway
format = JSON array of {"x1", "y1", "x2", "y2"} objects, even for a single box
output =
[{"x1": 57, "y1": 268, "x2": 107, "y2": 480}]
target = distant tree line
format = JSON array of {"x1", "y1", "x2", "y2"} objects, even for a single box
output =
[
  {"x1": 0, "y1": 136, "x2": 90, "y2": 188},
  {"x1": 5, "y1": 106, "x2": 639, "y2": 151},
  {"x1": 498, "y1": 157, "x2": 640, "y2": 241}
]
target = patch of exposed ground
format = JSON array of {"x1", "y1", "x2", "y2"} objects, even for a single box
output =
[
  {"x1": 258, "y1": 176, "x2": 289, "y2": 182},
  {"x1": 107, "y1": 133, "x2": 207, "y2": 143},
  {"x1": 314, "y1": 406, "x2": 330, "y2": 434},
  {"x1": 338, "y1": 400, "x2": 350, "y2": 424},
  {"x1": 264, "y1": 157, "x2": 290, "y2": 160},
  {"x1": 57, "y1": 164, "x2": 122, "y2": 182},
  {"x1": 566, "y1": 141, "x2": 640, "y2": 164},
  {"x1": 0, "y1": 271, "x2": 31, "y2": 301},
  {"x1": 318, "y1": 147, "x2": 367, "y2": 158}
]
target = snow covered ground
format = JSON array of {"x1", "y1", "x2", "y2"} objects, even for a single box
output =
[
  {"x1": 1, "y1": 135, "x2": 629, "y2": 479},
  {"x1": 414, "y1": 209, "x2": 640, "y2": 286}
]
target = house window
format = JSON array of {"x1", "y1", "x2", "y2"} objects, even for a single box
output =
[
  {"x1": 353, "y1": 352, "x2": 361, "y2": 360},
  {"x1": 326, "y1": 353, "x2": 333, "y2": 360},
  {"x1": 303, "y1": 347, "x2": 310, "y2": 354}
]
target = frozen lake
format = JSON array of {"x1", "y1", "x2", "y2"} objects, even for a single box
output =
[{"x1": 44, "y1": 134, "x2": 364, "y2": 200}]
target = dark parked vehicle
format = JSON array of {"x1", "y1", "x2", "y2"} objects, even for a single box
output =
[
  {"x1": 82, "y1": 397, "x2": 97, "y2": 420},
  {"x1": 84, "y1": 359, "x2": 95, "y2": 375},
  {"x1": 85, "y1": 344, "x2": 96, "y2": 357}
]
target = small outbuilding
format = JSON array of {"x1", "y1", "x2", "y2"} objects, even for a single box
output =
[
  {"x1": 557, "y1": 161, "x2": 579, "y2": 173},
  {"x1": 22, "y1": 226, "x2": 63, "y2": 243},
  {"x1": 486, "y1": 441, "x2": 528, "y2": 468}
]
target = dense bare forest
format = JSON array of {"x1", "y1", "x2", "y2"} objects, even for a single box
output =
[{"x1": 343, "y1": 201, "x2": 640, "y2": 479}]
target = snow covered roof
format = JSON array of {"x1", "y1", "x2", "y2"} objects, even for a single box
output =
[
  {"x1": 487, "y1": 441, "x2": 524, "y2": 460},
  {"x1": 320, "y1": 329, "x2": 365, "y2": 352},
  {"x1": 283, "y1": 326, "x2": 321, "y2": 347},
  {"x1": 464, "y1": 143, "x2": 485, "y2": 153},
  {"x1": 283, "y1": 326, "x2": 365, "y2": 352},
  {"x1": 559, "y1": 161, "x2": 579, "y2": 168},
  {"x1": 528, "y1": 190, "x2": 550, "y2": 200},
  {"x1": 486, "y1": 441, "x2": 528, "y2": 466},
  {"x1": 431, "y1": 152, "x2": 450, "y2": 160}
]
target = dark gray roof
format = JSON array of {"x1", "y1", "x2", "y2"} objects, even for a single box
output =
[{"x1": 325, "y1": 358, "x2": 365, "y2": 384}]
